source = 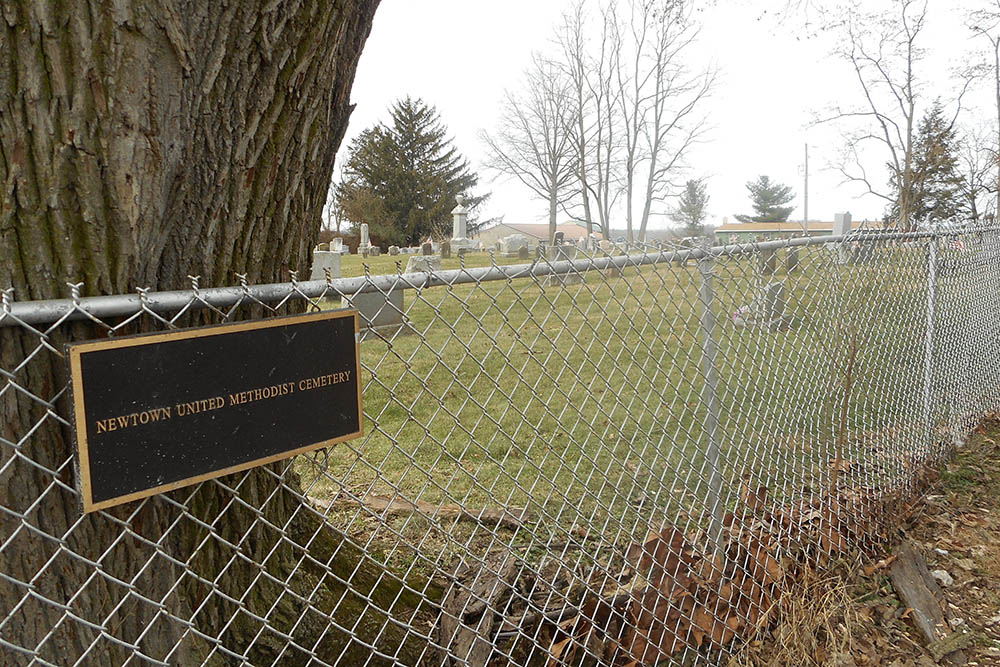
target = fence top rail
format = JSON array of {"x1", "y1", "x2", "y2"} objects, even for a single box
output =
[{"x1": 2, "y1": 227, "x2": 992, "y2": 328}]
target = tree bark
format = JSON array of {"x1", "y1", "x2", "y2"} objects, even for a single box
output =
[{"x1": 0, "y1": 2, "x2": 438, "y2": 665}]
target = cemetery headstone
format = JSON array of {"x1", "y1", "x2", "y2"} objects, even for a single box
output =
[
  {"x1": 421, "y1": 242, "x2": 433, "y2": 256},
  {"x1": 733, "y1": 281, "x2": 786, "y2": 331},
  {"x1": 518, "y1": 246, "x2": 530, "y2": 260},
  {"x1": 331, "y1": 238, "x2": 345, "y2": 254},
  {"x1": 545, "y1": 243, "x2": 583, "y2": 286},
  {"x1": 309, "y1": 248, "x2": 343, "y2": 285},
  {"x1": 359, "y1": 223, "x2": 371, "y2": 257},
  {"x1": 369, "y1": 246, "x2": 381, "y2": 257},
  {"x1": 405, "y1": 255, "x2": 442, "y2": 273},
  {"x1": 449, "y1": 194, "x2": 477, "y2": 253},
  {"x1": 500, "y1": 234, "x2": 529, "y2": 256},
  {"x1": 388, "y1": 245, "x2": 400, "y2": 256},
  {"x1": 833, "y1": 212, "x2": 852, "y2": 236},
  {"x1": 759, "y1": 248, "x2": 776, "y2": 276},
  {"x1": 440, "y1": 240, "x2": 451, "y2": 259},
  {"x1": 851, "y1": 241, "x2": 876, "y2": 265},
  {"x1": 833, "y1": 212, "x2": 852, "y2": 264},
  {"x1": 786, "y1": 247, "x2": 799, "y2": 273},
  {"x1": 342, "y1": 290, "x2": 412, "y2": 341}
]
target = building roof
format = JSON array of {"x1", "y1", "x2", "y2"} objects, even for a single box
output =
[
  {"x1": 605, "y1": 228, "x2": 675, "y2": 242},
  {"x1": 485, "y1": 223, "x2": 603, "y2": 240},
  {"x1": 715, "y1": 221, "x2": 864, "y2": 233}
]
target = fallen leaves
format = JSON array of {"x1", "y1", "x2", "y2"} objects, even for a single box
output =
[{"x1": 542, "y1": 482, "x2": 890, "y2": 666}]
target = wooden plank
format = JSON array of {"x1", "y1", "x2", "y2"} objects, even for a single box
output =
[{"x1": 890, "y1": 541, "x2": 967, "y2": 666}]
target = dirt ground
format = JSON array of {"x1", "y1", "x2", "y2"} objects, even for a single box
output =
[{"x1": 734, "y1": 417, "x2": 1000, "y2": 667}]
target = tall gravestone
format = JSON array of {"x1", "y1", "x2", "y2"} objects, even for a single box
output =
[
  {"x1": 450, "y1": 195, "x2": 476, "y2": 253},
  {"x1": 359, "y1": 223, "x2": 371, "y2": 257},
  {"x1": 440, "y1": 240, "x2": 451, "y2": 259},
  {"x1": 833, "y1": 212, "x2": 852, "y2": 237},
  {"x1": 833, "y1": 212, "x2": 852, "y2": 264}
]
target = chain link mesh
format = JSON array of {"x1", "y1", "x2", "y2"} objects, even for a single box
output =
[{"x1": 2, "y1": 229, "x2": 999, "y2": 666}]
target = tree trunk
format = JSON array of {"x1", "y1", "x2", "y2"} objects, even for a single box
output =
[
  {"x1": 994, "y1": 43, "x2": 1000, "y2": 224},
  {"x1": 549, "y1": 186, "x2": 558, "y2": 244},
  {"x1": 0, "y1": 2, "x2": 437, "y2": 664}
]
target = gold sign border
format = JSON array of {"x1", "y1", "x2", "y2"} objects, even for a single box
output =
[{"x1": 68, "y1": 309, "x2": 363, "y2": 513}]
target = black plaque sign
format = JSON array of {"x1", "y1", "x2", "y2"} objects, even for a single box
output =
[{"x1": 68, "y1": 310, "x2": 362, "y2": 512}]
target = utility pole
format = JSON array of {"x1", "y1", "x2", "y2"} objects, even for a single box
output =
[{"x1": 803, "y1": 143, "x2": 809, "y2": 235}]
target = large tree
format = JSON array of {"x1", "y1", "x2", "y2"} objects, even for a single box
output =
[
  {"x1": 339, "y1": 97, "x2": 483, "y2": 246},
  {"x1": 893, "y1": 100, "x2": 964, "y2": 224},
  {"x1": 735, "y1": 175, "x2": 796, "y2": 223},
  {"x1": 482, "y1": 54, "x2": 579, "y2": 243},
  {"x1": 818, "y1": 0, "x2": 972, "y2": 230},
  {"x1": 552, "y1": 0, "x2": 713, "y2": 243},
  {"x1": 0, "y1": 3, "x2": 439, "y2": 665},
  {"x1": 968, "y1": 1, "x2": 1000, "y2": 221},
  {"x1": 670, "y1": 178, "x2": 710, "y2": 235},
  {"x1": 956, "y1": 122, "x2": 998, "y2": 223}
]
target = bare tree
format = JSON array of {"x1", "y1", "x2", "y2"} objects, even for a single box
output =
[
  {"x1": 556, "y1": 0, "x2": 621, "y2": 238},
  {"x1": 957, "y1": 123, "x2": 998, "y2": 222},
  {"x1": 634, "y1": 2, "x2": 714, "y2": 241},
  {"x1": 819, "y1": 0, "x2": 972, "y2": 230},
  {"x1": 556, "y1": 1, "x2": 598, "y2": 238},
  {"x1": 547, "y1": 0, "x2": 712, "y2": 243},
  {"x1": 819, "y1": 0, "x2": 926, "y2": 230},
  {"x1": 608, "y1": 0, "x2": 712, "y2": 242},
  {"x1": 968, "y1": 1, "x2": 1000, "y2": 219},
  {"x1": 481, "y1": 54, "x2": 579, "y2": 243}
]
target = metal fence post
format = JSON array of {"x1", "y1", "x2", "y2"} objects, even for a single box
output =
[
  {"x1": 924, "y1": 236, "x2": 937, "y2": 451},
  {"x1": 697, "y1": 246, "x2": 724, "y2": 554}
]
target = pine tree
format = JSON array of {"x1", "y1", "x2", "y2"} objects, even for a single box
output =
[
  {"x1": 735, "y1": 175, "x2": 795, "y2": 223},
  {"x1": 670, "y1": 178, "x2": 710, "y2": 236},
  {"x1": 891, "y1": 100, "x2": 964, "y2": 224},
  {"x1": 339, "y1": 97, "x2": 484, "y2": 246}
]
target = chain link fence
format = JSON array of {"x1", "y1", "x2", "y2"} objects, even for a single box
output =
[{"x1": 2, "y1": 227, "x2": 999, "y2": 665}]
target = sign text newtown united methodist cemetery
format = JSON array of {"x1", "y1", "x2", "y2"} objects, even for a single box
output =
[{"x1": 67, "y1": 310, "x2": 363, "y2": 512}]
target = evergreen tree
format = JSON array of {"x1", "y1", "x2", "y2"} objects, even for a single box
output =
[
  {"x1": 670, "y1": 178, "x2": 710, "y2": 235},
  {"x1": 735, "y1": 175, "x2": 795, "y2": 222},
  {"x1": 339, "y1": 97, "x2": 484, "y2": 246},
  {"x1": 891, "y1": 100, "x2": 963, "y2": 224}
]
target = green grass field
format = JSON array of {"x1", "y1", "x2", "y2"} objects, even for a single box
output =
[{"x1": 296, "y1": 244, "x2": 935, "y2": 570}]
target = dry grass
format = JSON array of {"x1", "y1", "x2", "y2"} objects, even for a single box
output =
[
  {"x1": 731, "y1": 418, "x2": 1000, "y2": 667},
  {"x1": 730, "y1": 563, "x2": 869, "y2": 667}
]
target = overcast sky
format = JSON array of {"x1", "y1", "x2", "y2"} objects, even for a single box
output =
[{"x1": 336, "y1": 0, "x2": 992, "y2": 230}]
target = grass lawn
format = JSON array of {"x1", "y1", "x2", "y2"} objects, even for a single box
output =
[{"x1": 295, "y1": 242, "x2": 939, "y2": 571}]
